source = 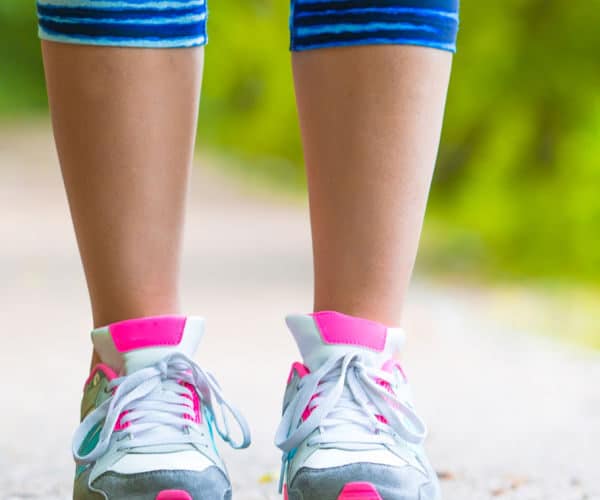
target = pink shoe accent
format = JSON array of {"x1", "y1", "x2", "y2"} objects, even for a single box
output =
[
  {"x1": 337, "y1": 482, "x2": 383, "y2": 500},
  {"x1": 301, "y1": 393, "x2": 319, "y2": 421},
  {"x1": 115, "y1": 410, "x2": 132, "y2": 431},
  {"x1": 287, "y1": 362, "x2": 310, "y2": 384},
  {"x1": 156, "y1": 491, "x2": 192, "y2": 500},
  {"x1": 381, "y1": 358, "x2": 407, "y2": 380},
  {"x1": 286, "y1": 363, "x2": 319, "y2": 421},
  {"x1": 311, "y1": 311, "x2": 387, "y2": 352},
  {"x1": 84, "y1": 363, "x2": 118, "y2": 389},
  {"x1": 377, "y1": 359, "x2": 405, "y2": 417},
  {"x1": 375, "y1": 414, "x2": 389, "y2": 425},
  {"x1": 115, "y1": 383, "x2": 201, "y2": 431},
  {"x1": 181, "y1": 381, "x2": 202, "y2": 424},
  {"x1": 283, "y1": 484, "x2": 289, "y2": 500},
  {"x1": 109, "y1": 316, "x2": 187, "y2": 353}
]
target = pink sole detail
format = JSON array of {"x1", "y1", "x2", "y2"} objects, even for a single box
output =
[
  {"x1": 156, "y1": 490, "x2": 192, "y2": 500},
  {"x1": 109, "y1": 315, "x2": 187, "y2": 352},
  {"x1": 311, "y1": 311, "x2": 387, "y2": 352},
  {"x1": 283, "y1": 482, "x2": 382, "y2": 500},
  {"x1": 337, "y1": 482, "x2": 383, "y2": 500}
]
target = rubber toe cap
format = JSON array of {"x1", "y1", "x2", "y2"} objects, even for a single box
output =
[
  {"x1": 77, "y1": 466, "x2": 231, "y2": 500},
  {"x1": 287, "y1": 462, "x2": 440, "y2": 500}
]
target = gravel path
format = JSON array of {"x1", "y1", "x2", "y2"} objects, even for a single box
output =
[{"x1": 1, "y1": 126, "x2": 598, "y2": 500}]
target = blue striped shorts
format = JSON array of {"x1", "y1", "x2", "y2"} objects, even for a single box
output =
[{"x1": 37, "y1": 0, "x2": 459, "y2": 52}]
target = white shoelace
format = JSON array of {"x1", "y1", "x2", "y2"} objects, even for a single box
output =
[
  {"x1": 274, "y1": 353, "x2": 426, "y2": 490},
  {"x1": 73, "y1": 353, "x2": 251, "y2": 464}
]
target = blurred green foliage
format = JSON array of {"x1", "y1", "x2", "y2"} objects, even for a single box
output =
[
  {"x1": 0, "y1": 2, "x2": 47, "y2": 114},
  {"x1": 1, "y1": 0, "x2": 599, "y2": 282},
  {"x1": 424, "y1": 1, "x2": 600, "y2": 283}
]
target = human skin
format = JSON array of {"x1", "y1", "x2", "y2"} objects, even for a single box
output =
[
  {"x1": 42, "y1": 40, "x2": 451, "y2": 354},
  {"x1": 293, "y1": 45, "x2": 453, "y2": 325},
  {"x1": 42, "y1": 42, "x2": 203, "y2": 363}
]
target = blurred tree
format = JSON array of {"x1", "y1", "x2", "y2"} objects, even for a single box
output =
[
  {"x1": 425, "y1": 0, "x2": 600, "y2": 281},
  {"x1": 0, "y1": 2, "x2": 46, "y2": 115}
]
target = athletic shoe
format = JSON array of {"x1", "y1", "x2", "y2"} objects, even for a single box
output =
[
  {"x1": 275, "y1": 311, "x2": 440, "y2": 500},
  {"x1": 73, "y1": 315, "x2": 250, "y2": 500}
]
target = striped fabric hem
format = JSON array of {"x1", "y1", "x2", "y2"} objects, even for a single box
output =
[
  {"x1": 290, "y1": 0, "x2": 459, "y2": 52},
  {"x1": 37, "y1": 0, "x2": 207, "y2": 48}
]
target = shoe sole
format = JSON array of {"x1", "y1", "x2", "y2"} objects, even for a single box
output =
[{"x1": 284, "y1": 482, "x2": 383, "y2": 500}]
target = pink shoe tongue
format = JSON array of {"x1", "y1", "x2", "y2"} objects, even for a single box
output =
[
  {"x1": 91, "y1": 316, "x2": 205, "y2": 374},
  {"x1": 285, "y1": 311, "x2": 404, "y2": 371}
]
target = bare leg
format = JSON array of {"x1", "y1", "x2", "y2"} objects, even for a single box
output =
[
  {"x1": 42, "y1": 42, "x2": 203, "y2": 331},
  {"x1": 294, "y1": 46, "x2": 452, "y2": 325}
]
